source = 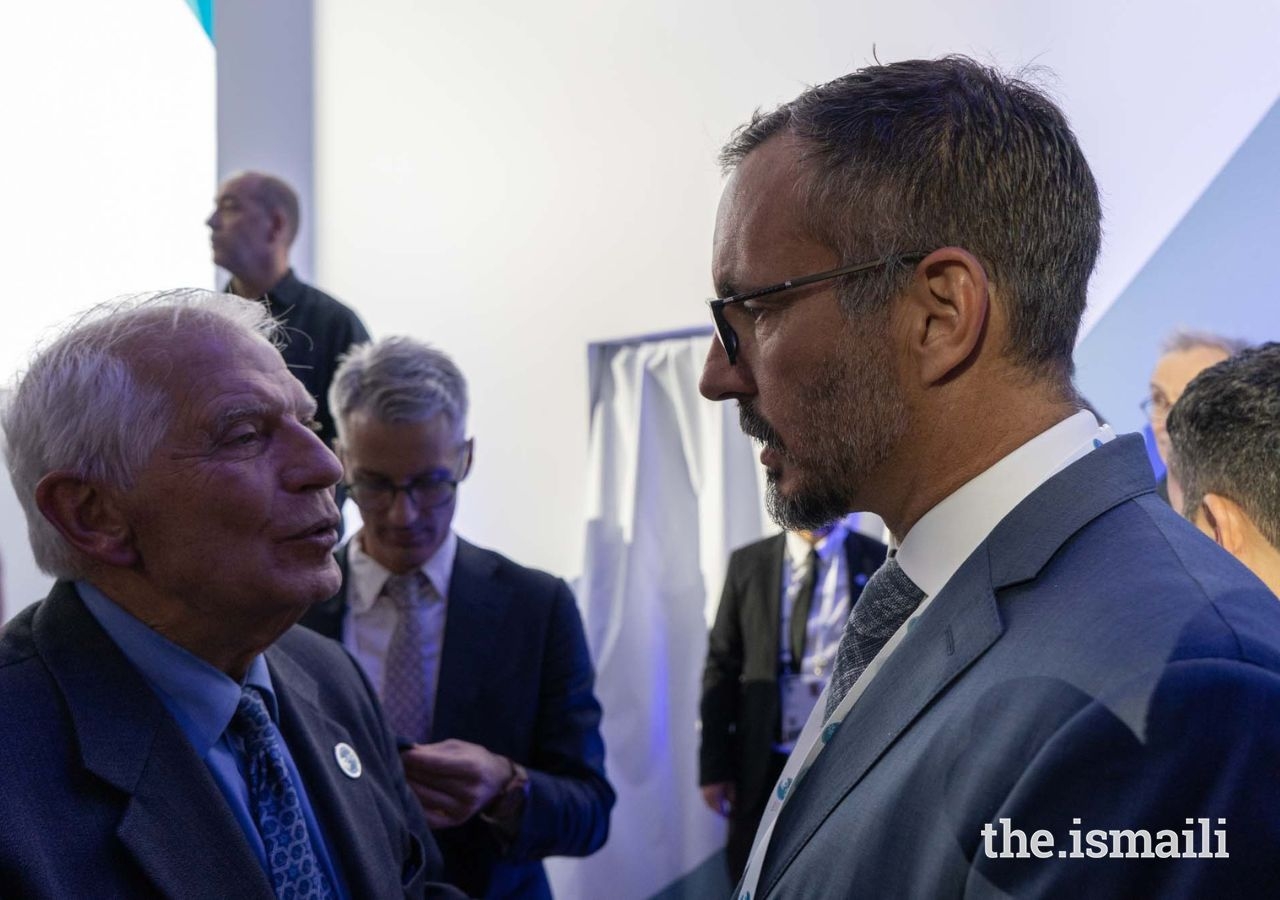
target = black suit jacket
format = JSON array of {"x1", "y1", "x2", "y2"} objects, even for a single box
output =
[
  {"x1": 301, "y1": 537, "x2": 615, "y2": 900},
  {"x1": 699, "y1": 530, "x2": 886, "y2": 818},
  {"x1": 0, "y1": 582, "x2": 462, "y2": 899}
]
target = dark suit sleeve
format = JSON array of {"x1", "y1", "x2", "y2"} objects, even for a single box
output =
[
  {"x1": 971, "y1": 659, "x2": 1280, "y2": 898},
  {"x1": 506, "y1": 579, "x2": 615, "y2": 861},
  {"x1": 700, "y1": 549, "x2": 746, "y2": 786}
]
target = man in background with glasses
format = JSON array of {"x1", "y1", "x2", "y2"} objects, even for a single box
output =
[
  {"x1": 698, "y1": 56, "x2": 1280, "y2": 897},
  {"x1": 1142, "y1": 329, "x2": 1246, "y2": 507},
  {"x1": 300, "y1": 336, "x2": 613, "y2": 900}
]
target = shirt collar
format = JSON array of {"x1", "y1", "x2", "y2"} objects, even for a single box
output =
[
  {"x1": 76, "y1": 581, "x2": 276, "y2": 757},
  {"x1": 227, "y1": 268, "x2": 301, "y2": 311},
  {"x1": 896, "y1": 410, "x2": 1114, "y2": 597},
  {"x1": 347, "y1": 528, "x2": 458, "y2": 612},
  {"x1": 784, "y1": 518, "x2": 850, "y2": 568}
]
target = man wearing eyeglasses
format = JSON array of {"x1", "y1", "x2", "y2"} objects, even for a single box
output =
[
  {"x1": 299, "y1": 336, "x2": 613, "y2": 900},
  {"x1": 1142, "y1": 329, "x2": 1246, "y2": 507},
  {"x1": 698, "y1": 57, "x2": 1280, "y2": 898}
]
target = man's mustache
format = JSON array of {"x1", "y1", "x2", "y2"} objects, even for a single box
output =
[{"x1": 738, "y1": 402, "x2": 785, "y2": 453}]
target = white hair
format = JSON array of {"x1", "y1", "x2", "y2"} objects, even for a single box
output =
[{"x1": 2, "y1": 289, "x2": 279, "y2": 579}]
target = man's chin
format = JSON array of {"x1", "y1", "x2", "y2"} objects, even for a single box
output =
[{"x1": 765, "y1": 477, "x2": 850, "y2": 532}]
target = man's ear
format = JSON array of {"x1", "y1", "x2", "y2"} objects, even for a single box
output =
[
  {"x1": 461, "y1": 438, "x2": 475, "y2": 479},
  {"x1": 34, "y1": 472, "x2": 138, "y2": 568},
  {"x1": 898, "y1": 247, "x2": 990, "y2": 386},
  {"x1": 1195, "y1": 492, "x2": 1248, "y2": 556}
]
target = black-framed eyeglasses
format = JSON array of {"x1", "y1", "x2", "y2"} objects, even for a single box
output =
[
  {"x1": 705, "y1": 252, "x2": 928, "y2": 365},
  {"x1": 1139, "y1": 395, "x2": 1172, "y2": 422},
  {"x1": 345, "y1": 443, "x2": 473, "y2": 513}
]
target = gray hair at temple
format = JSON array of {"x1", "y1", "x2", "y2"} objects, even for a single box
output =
[
  {"x1": 1160, "y1": 328, "x2": 1249, "y2": 358},
  {"x1": 329, "y1": 337, "x2": 469, "y2": 442},
  {"x1": 720, "y1": 55, "x2": 1101, "y2": 384},
  {"x1": 1167, "y1": 342, "x2": 1280, "y2": 550},
  {"x1": 2, "y1": 289, "x2": 279, "y2": 579}
]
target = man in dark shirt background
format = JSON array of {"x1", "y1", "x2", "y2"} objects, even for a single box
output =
[{"x1": 208, "y1": 170, "x2": 370, "y2": 449}]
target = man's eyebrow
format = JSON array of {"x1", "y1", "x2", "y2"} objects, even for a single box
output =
[{"x1": 208, "y1": 402, "x2": 272, "y2": 436}]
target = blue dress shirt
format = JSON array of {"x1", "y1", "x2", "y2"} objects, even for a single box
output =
[{"x1": 78, "y1": 582, "x2": 349, "y2": 898}]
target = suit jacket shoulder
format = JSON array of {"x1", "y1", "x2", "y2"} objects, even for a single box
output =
[
  {"x1": 759, "y1": 436, "x2": 1280, "y2": 898},
  {"x1": 0, "y1": 583, "x2": 458, "y2": 899}
]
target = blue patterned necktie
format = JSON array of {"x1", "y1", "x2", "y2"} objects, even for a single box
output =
[
  {"x1": 824, "y1": 557, "x2": 925, "y2": 719},
  {"x1": 229, "y1": 686, "x2": 337, "y2": 900}
]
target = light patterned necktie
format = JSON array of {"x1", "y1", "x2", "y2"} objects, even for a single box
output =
[
  {"x1": 229, "y1": 687, "x2": 337, "y2": 900},
  {"x1": 824, "y1": 556, "x2": 925, "y2": 719},
  {"x1": 381, "y1": 570, "x2": 437, "y2": 744}
]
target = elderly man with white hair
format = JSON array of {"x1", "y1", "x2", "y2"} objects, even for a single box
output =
[{"x1": 0, "y1": 290, "x2": 462, "y2": 899}]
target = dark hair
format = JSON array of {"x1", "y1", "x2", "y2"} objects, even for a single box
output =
[
  {"x1": 1167, "y1": 341, "x2": 1280, "y2": 549},
  {"x1": 720, "y1": 56, "x2": 1101, "y2": 380}
]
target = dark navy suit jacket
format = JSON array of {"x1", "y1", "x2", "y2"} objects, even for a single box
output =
[
  {"x1": 754, "y1": 435, "x2": 1280, "y2": 898},
  {"x1": 0, "y1": 582, "x2": 462, "y2": 899},
  {"x1": 301, "y1": 537, "x2": 614, "y2": 899}
]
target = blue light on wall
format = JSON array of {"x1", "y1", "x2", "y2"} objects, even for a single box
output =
[
  {"x1": 1076, "y1": 95, "x2": 1280, "y2": 436},
  {"x1": 184, "y1": 0, "x2": 214, "y2": 42}
]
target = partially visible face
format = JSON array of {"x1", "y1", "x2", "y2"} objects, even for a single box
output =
[
  {"x1": 340, "y1": 411, "x2": 470, "y2": 574},
  {"x1": 206, "y1": 174, "x2": 273, "y2": 275},
  {"x1": 699, "y1": 135, "x2": 909, "y2": 529},
  {"x1": 1149, "y1": 345, "x2": 1229, "y2": 462},
  {"x1": 119, "y1": 328, "x2": 344, "y2": 620}
]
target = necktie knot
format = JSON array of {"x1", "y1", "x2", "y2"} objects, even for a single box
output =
[
  {"x1": 384, "y1": 570, "x2": 432, "y2": 612},
  {"x1": 824, "y1": 557, "x2": 925, "y2": 719},
  {"x1": 230, "y1": 686, "x2": 276, "y2": 757}
]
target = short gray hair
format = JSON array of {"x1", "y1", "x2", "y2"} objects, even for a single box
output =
[
  {"x1": 2, "y1": 289, "x2": 279, "y2": 578},
  {"x1": 330, "y1": 337, "x2": 468, "y2": 442},
  {"x1": 720, "y1": 56, "x2": 1100, "y2": 384},
  {"x1": 1160, "y1": 328, "x2": 1249, "y2": 358},
  {"x1": 1167, "y1": 342, "x2": 1280, "y2": 550}
]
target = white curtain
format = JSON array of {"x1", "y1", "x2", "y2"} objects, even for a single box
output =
[{"x1": 547, "y1": 330, "x2": 771, "y2": 899}]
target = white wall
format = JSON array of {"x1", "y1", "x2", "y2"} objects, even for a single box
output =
[
  {"x1": 312, "y1": 0, "x2": 1280, "y2": 582},
  {"x1": 0, "y1": 0, "x2": 216, "y2": 617}
]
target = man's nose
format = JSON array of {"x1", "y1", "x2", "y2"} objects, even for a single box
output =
[
  {"x1": 699, "y1": 335, "x2": 755, "y2": 401},
  {"x1": 385, "y1": 488, "x2": 420, "y2": 526},
  {"x1": 284, "y1": 421, "x2": 344, "y2": 493}
]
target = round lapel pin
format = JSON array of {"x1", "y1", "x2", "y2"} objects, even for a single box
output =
[{"x1": 334, "y1": 742, "x2": 362, "y2": 779}]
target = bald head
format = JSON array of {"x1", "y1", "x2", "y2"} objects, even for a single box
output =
[{"x1": 206, "y1": 171, "x2": 300, "y2": 295}]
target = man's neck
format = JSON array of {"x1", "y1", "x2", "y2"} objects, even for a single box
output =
[
  {"x1": 229, "y1": 262, "x2": 290, "y2": 299},
  {"x1": 876, "y1": 387, "x2": 1079, "y2": 540},
  {"x1": 90, "y1": 577, "x2": 296, "y2": 680}
]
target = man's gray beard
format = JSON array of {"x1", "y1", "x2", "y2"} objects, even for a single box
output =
[{"x1": 764, "y1": 470, "x2": 853, "y2": 532}]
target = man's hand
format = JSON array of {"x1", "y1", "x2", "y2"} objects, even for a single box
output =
[
  {"x1": 401, "y1": 739, "x2": 514, "y2": 829},
  {"x1": 700, "y1": 781, "x2": 736, "y2": 818}
]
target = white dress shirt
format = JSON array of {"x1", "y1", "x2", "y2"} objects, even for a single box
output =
[{"x1": 342, "y1": 529, "x2": 457, "y2": 702}]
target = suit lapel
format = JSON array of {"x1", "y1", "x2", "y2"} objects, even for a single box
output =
[
  {"x1": 35, "y1": 584, "x2": 272, "y2": 899},
  {"x1": 760, "y1": 436, "x2": 1156, "y2": 894},
  {"x1": 759, "y1": 534, "x2": 786, "y2": 671},
  {"x1": 268, "y1": 645, "x2": 405, "y2": 899},
  {"x1": 760, "y1": 550, "x2": 1003, "y2": 894},
  {"x1": 431, "y1": 539, "x2": 506, "y2": 740}
]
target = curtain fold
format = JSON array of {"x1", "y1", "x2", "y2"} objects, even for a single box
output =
[{"x1": 548, "y1": 331, "x2": 770, "y2": 899}]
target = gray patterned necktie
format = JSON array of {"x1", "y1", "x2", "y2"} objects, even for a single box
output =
[
  {"x1": 229, "y1": 687, "x2": 337, "y2": 900},
  {"x1": 824, "y1": 556, "x2": 925, "y2": 719},
  {"x1": 381, "y1": 570, "x2": 437, "y2": 744}
]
